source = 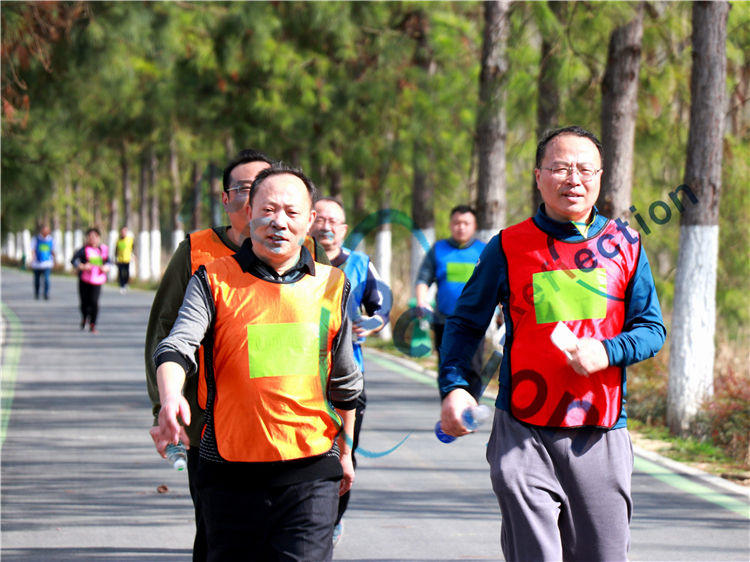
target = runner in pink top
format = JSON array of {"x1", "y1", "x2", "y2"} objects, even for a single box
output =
[{"x1": 71, "y1": 227, "x2": 110, "y2": 333}]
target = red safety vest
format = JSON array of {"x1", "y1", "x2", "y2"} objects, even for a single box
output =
[
  {"x1": 501, "y1": 218, "x2": 639, "y2": 428},
  {"x1": 200, "y1": 256, "x2": 346, "y2": 462}
]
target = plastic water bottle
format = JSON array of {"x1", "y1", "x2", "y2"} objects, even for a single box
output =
[
  {"x1": 165, "y1": 442, "x2": 187, "y2": 471},
  {"x1": 434, "y1": 405, "x2": 491, "y2": 443}
]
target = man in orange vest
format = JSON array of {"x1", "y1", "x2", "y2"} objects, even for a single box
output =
[
  {"x1": 153, "y1": 165, "x2": 361, "y2": 561},
  {"x1": 145, "y1": 150, "x2": 328, "y2": 560},
  {"x1": 438, "y1": 126, "x2": 666, "y2": 561}
]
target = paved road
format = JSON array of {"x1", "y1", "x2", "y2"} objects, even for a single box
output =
[{"x1": 1, "y1": 268, "x2": 748, "y2": 561}]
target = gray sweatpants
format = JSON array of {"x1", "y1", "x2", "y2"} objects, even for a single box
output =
[{"x1": 486, "y1": 409, "x2": 633, "y2": 562}]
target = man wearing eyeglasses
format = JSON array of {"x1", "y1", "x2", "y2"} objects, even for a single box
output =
[
  {"x1": 309, "y1": 197, "x2": 391, "y2": 546},
  {"x1": 144, "y1": 149, "x2": 329, "y2": 560},
  {"x1": 438, "y1": 126, "x2": 666, "y2": 561}
]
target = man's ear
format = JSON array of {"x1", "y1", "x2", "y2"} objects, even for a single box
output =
[
  {"x1": 221, "y1": 191, "x2": 230, "y2": 211},
  {"x1": 307, "y1": 209, "x2": 317, "y2": 233}
]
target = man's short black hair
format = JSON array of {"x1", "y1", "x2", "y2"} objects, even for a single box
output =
[
  {"x1": 86, "y1": 227, "x2": 101, "y2": 236},
  {"x1": 450, "y1": 205, "x2": 477, "y2": 219},
  {"x1": 535, "y1": 126, "x2": 603, "y2": 168},
  {"x1": 249, "y1": 164, "x2": 317, "y2": 207},
  {"x1": 223, "y1": 149, "x2": 274, "y2": 191},
  {"x1": 316, "y1": 196, "x2": 346, "y2": 216}
]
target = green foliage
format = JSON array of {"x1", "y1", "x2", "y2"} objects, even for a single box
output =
[
  {"x1": 626, "y1": 351, "x2": 669, "y2": 425},
  {"x1": 694, "y1": 364, "x2": 750, "y2": 466}
]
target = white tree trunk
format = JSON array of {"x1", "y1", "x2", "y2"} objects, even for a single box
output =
[
  {"x1": 668, "y1": 225, "x2": 718, "y2": 433},
  {"x1": 73, "y1": 230, "x2": 84, "y2": 252},
  {"x1": 14, "y1": 232, "x2": 22, "y2": 260},
  {"x1": 52, "y1": 228, "x2": 63, "y2": 267},
  {"x1": 138, "y1": 230, "x2": 151, "y2": 281},
  {"x1": 20, "y1": 230, "x2": 31, "y2": 265},
  {"x1": 107, "y1": 229, "x2": 118, "y2": 281},
  {"x1": 667, "y1": 1, "x2": 727, "y2": 435},
  {"x1": 5, "y1": 232, "x2": 16, "y2": 261},
  {"x1": 374, "y1": 224, "x2": 392, "y2": 340},
  {"x1": 411, "y1": 226, "x2": 435, "y2": 297},
  {"x1": 477, "y1": 228, "x2": 499, "y2": 244},
  {"x1": 172, "y1": 229, "x2": 185, "y2": 253},
  {"x1": 63, "y1": 230, "x2": 74, "y2": 271},
  {"x1": 150, "y1": 229, "x2": 162, "y2": 279}
]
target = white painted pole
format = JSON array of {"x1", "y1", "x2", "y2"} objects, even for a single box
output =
[
  {"x1": 149, "y1": 228, "x2": 161, "y2": 280},
  {"x1": 374, "y1": 224, "x2": 392, "y2": 340},
  {"x1": 137, "y1": 230, "x2": 151, "y2": 281}
]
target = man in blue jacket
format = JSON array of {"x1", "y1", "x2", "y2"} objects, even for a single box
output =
[
  {"x1": 438, "y1": 126, "x2": 666, "y2": 562},
  {"x1": 415, "y1": 205, "x2": 486, "y2": 375},
  {"x1": 310, "y1": 197, "x2": 391, "y2": 545}
]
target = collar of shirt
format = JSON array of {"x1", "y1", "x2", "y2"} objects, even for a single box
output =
[
  {"x1": 447, "y1": 237, "x2": 476, "y2": 249},
  {"x1": 532, "y1": 204, "x2": 608, "y2": 242},
  {"x1": 330, "y1": 247, "x2": 351, "y2": 268},
  {"x1": 235, "y1": 237, "x2": 316, "y2": 283}
]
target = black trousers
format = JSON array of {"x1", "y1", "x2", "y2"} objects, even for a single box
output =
[
  {"x1": 187, "y1": 447, "x2": 208, "y2": 562},
  {"x1": 434, "y1": 322, "x2": 485, "y2": 385},
  {"x1": 116, "y1": 262, "x2": 130, "y2": 288},
  {"x1": 335, "y1": 389, "x2": 366, "y2": 525},
  {"x1": 199, "y1": 473, "x2": 339, "y2": 561},
  {"x1": 78, "y1": 280, "x2": 101, "y2": 326}
]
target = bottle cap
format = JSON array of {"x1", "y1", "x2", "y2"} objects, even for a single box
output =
[
  {"x1": 174, "y1": 458, "x2": 187, "y2": 471},
  {"x1": 474, "y1": 404, "x2": 491, "y2": 423}
]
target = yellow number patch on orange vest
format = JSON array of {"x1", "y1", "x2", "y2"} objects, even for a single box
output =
[{"x1": 246, "y1": 322, "x2": 319, "y2": 378}]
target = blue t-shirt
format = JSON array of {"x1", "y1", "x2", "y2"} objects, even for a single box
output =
[{"x1": 32, "y1": 235, "x2": 55, "y2": 269}]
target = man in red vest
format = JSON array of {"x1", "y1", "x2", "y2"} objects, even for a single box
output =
[
  {"x1": 438, "y1": 126, "x2": 666, "y2": 561},
  {"x1": 153, "y1": 165, "x2": 361, "y2": 560}
]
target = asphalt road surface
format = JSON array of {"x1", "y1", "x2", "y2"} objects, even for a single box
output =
[{"x1": 2, "y1": 268, "x2": 748, "y2": 561}]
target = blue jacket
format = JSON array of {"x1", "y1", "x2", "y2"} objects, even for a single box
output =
[
  {"x1": 438, "y1": 206, "x2": 666, "y2": 429},
  {"x1": 334, "y1": 248, "x2": 391, "y2": 373},
  {"x1": 417, "y1": 238, "x2": 486, "y2": 323}
]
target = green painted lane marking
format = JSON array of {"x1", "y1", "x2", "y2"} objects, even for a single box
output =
[
  {"x1": 368, "y1": 353, "x2": 496, "y2": 407},
  {"x1": 1, "y1": 302, "x2": 24, "y2": 450},
  {"x1": 634, "y1": 455, "x2": 749, "y2": 519},
  {"x1": 369, "y1": 350, "x2": 749, "y2": 519},
  {"x1": 368, "y1": 354, "x2": 438, "y2": 386}
]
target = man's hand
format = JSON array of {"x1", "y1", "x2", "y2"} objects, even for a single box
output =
[
  {"x1": 149, "y1": 424, "x2": 190, "y2": 458},
  {"x1": 335, "y1": 407, "x2": 356, "y2": 496},
  {"x1": 567, "y1": 337, "x2": 609, "y2": 376},
  {"x1": 338, "y1": 451, "x2": 354, "y2": 496},
  {"x1": 415, "y1": 283, "x2": 433, "y2": 314},
  {"x1": 155, "y1": 361, "x2": 189, "y2": 455},
  {"x1": 352, "y1": 315, "x2": 384, "y2": 339},
  {"x1": 440, "y1": 388, "x2": 477, "y2": 437},
  {"x1": 157, "y1": 393, "x2": 191, "y2": 448}
]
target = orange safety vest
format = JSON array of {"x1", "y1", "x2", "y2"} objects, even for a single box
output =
[
  {"x1": 501, "y1": 218, "x2": 639, "y2": 428},
  {"x1": 199, "y1": 256, "x2": 346, "y2": 462},
  {"x1": 189, "y1": 229, "x2": 322, "y2": 410},
  {"x1": 189, "y1": 229, "x2": 236, "y2": 410}
]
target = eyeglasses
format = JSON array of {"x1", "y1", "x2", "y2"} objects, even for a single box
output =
[
  {"x1": 313, "y1": 216, "x2": 344, "y2": 227},
  {"x1": 226, "y1": 184, "x2": 252, "y2": 195},
  {"x1": 541, "y1": 163, "x2": 602, "y2": 180}
]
